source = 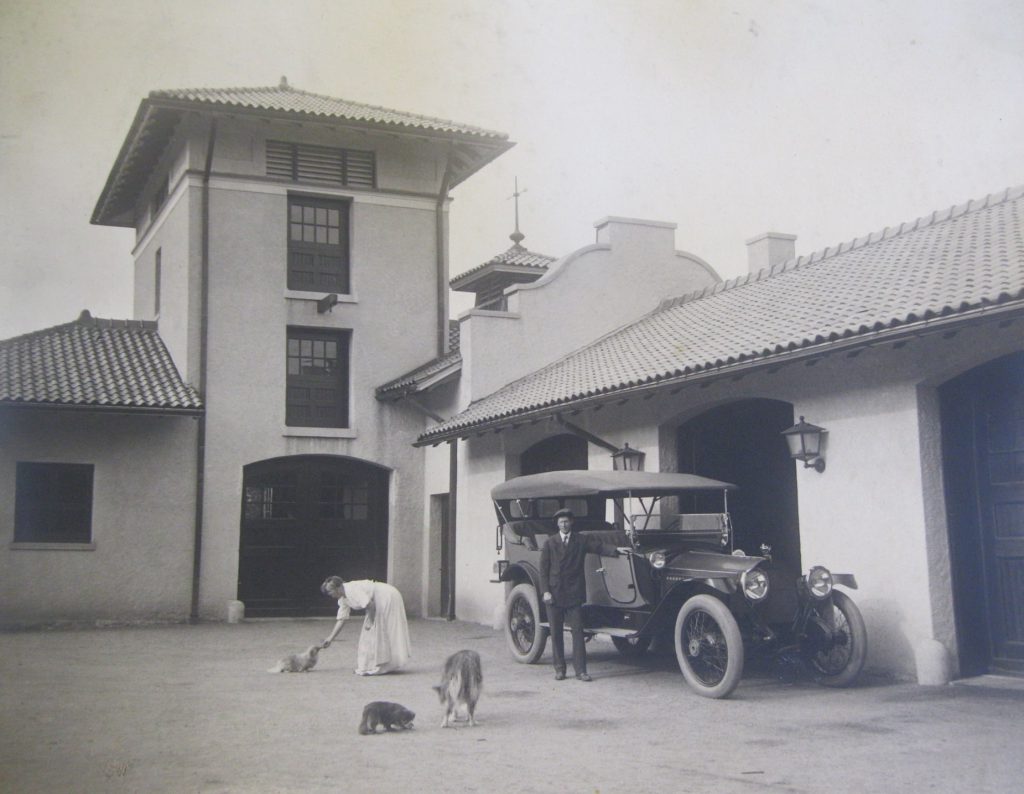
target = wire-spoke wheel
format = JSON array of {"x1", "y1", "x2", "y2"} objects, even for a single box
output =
[
  {"x1": 504, "y1": 583, "x2": 548, "y2": 664},
  {"x1": 805, "y1": 590, "x2": 867, "y2": 687},
  {"x1": 674, "y1": 594, "x2": 744, "y2": 699}
]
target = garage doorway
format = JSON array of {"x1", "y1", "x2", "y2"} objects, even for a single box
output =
[
  {"x1": 676, "y1": 399, "x2": 801, "y2": 574},
  {"x1": 941, "y1": 352, "x2": 1024, "y2": 676},
  {"x1": 521, "y1": 433, "x2": 588, "y2": 475},
  {"x1": 238, "y1": 455, "x2": 389, "y2": 617}
]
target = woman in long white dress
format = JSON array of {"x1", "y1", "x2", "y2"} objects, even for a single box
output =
[{"x1": 320, "y1": 576, "x2": 411, "y2": 675}]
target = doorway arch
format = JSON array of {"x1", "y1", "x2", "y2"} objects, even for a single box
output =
[
  {"x1": 676, "y1": 399, "x2": 801, "y2": 572},
  {"x1": 238, "y1": 455, "x2": 390, "y2": 616},
  {"x1": 521, "y1": 433, "x2": 589, "y2": 475},
  {"x1": 940, "y1": 351, "x2": 1024, "y2": 676}
]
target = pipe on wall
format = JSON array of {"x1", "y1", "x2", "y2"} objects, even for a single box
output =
[
  {"x1": 190, "y1": 117, "x2": 217, "y2": 622},
  {"x1": 435, "y1": 155, "x2": 454, "y2": 357}
]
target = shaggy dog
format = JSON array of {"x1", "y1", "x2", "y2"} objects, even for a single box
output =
[
  {"x1": 358, "y1": 701, "x2": 416, "y2": 734},
  {"x1": 433, "y1": 649, "x2": 483, "y2": 728},
  {"x1": 267, "y1": 644, "x2": 320, "y2": 673}
]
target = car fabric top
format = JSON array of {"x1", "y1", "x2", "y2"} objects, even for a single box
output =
[{"x1": 490, "y1": 470, "x2": 735, "y2": 500}]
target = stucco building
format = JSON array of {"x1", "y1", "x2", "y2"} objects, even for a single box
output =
[
  {"x1": 1, "y1": 80, "x2": 510, "y2": 622},
  {"x1": 2, "y1": 82, "x2": 1022, "y2": 686},
  {"x1": 403, "y1": 190, "x2": 1024, "y2": 683}
]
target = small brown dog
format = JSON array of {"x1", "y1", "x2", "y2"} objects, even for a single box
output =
[
  {"x1": 433, "y1": 649, "x2": 483, "y2": 727},
  {"x1": 267, "y1": 644, "x2": 320, "y2": 673},
  {"x1": 358, "y1": 701, "x2": 416, "y2": 735}
]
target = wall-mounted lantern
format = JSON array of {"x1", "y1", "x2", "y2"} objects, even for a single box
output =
[
  {"x1": 611, "y1": 442, "x2": 645, "y2": 471},
  {"x1": 782, "y1": 416, "x2": 827, "y2": 472}
]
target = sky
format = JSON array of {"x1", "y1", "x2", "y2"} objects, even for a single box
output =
[{"x1": 1, "y1": 0, "x2": 1022, "y2": 340}]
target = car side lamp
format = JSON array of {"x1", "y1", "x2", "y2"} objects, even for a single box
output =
[{"x1": 782, "y1": 416, "x2": 827, "y2": 472}]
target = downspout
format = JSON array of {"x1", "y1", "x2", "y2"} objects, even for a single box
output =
[
  {"x1": 447, "y1": 438, "x2": 458, "y2": 621},
  {"x1": 435, "y1": 152, "x2": 457, "y2": 618},
  {"x1": 435, "y1": 155, "x2": 454, "y2": 356},
  {"x1": 190, "y1": 117, "x2": 217, "y2": 622}
]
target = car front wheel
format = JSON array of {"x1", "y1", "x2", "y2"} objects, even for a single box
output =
[
  {"x1": 504, "y1": 583, "x2": 549, "y2": 664},
  {"x1": 674, "y1": 594, "x2": 744, "y2": 699},
  {"x1": 804, "y1": 590, "x2": 867, "y2": 687}
]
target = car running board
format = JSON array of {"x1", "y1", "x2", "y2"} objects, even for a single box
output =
[{"x1": 540, "y1": 623, "x2": 640, "y2": 638}]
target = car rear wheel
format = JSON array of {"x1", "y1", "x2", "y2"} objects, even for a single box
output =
[
  {"x1": 805, "y1": 590, "x2": 867, "y2": 687},
  {"x1": 504, "y1": 583, "x2": 548, "y2": 664},
  {"x1": 674, "y1": 594, "x2": 744, "y2": 699},
  {"x1": 611, "y1": 635, "x2": 652, "y2": 657}
]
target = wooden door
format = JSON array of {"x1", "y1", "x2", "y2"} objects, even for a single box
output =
[
  {"x1": 976, "y1": 358, "x2": 1024, "y2": 671},
  {"x1": 238, "y1": 455, "x2": 389, "y2": 617}
]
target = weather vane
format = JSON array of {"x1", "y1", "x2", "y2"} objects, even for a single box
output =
[{"x1": 508, "y1": 177, "x2": 527, "y2": 246}]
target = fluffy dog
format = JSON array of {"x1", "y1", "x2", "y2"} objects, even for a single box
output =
[
  {"x1": 267, "y1": 644, "x2": 320, "y2": 673},
  {"x1": 433, "y1": 649, "x2": 483, "y2": 728},
  {"x1": 358, "y1": 701, "x2": 416, "y2": 735}
]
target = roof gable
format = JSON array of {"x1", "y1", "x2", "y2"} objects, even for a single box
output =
[{"x1": 0, "y1": 311, "x2": 202, "y2": 412}]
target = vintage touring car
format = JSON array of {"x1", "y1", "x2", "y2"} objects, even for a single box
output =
[{"x1": 491, "y1": 469, "x2": 866, "y2": 698}]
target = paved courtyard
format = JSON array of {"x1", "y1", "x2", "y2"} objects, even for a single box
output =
[{"x1": 2, "y1": 617, "x2": 1023, "y2": 793}]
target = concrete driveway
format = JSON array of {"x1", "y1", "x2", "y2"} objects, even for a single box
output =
[{"x1": 2, "y1": 617, "x2": 1022, "y2": 793}]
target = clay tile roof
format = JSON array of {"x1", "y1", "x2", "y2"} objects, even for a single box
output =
[
  {"x1": 417, "y1": 185, "x2": 1024, "y2": 445},
  {"x1": 377, "y1": 322, "x2": 462, "y2": 399},
  {"x1": 152, "y1": 82, "x2": 508, "y2": 139},
  {"x1": 0, "y1": 311, "x2": 202, "y2": 412}
]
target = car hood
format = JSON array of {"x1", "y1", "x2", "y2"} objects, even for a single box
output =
[{"x1": 666, "y1": 550, "x2": 764, "y2": 578}]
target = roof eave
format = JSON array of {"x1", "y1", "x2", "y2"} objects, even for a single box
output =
[
  {"x1": 414, "y1": 301, "x2": 1024, "y2": 447},
  {"x1": 0, "y1": 400, "x2": 204, "y2": 416},
  {"x1": 91, "y1": 95, "x2": 515, "y2": 227}
]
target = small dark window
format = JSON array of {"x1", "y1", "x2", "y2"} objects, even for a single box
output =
[
  {"x1": 287, "y1": 196, "x2": 350, "y2": 293},
  {"x1": 286, "y1": 327, "x2": 350, "y2": 428},
  {"x1": 15, "y1": 462, "x2": 94, "y2": 543},
  {"x1": 154, "y1": 248, "x2": 162, "y2": 315}
]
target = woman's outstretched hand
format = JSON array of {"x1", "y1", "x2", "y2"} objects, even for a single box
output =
[{"x1": 321, "y1": 639, "x2": 332, "y2": 649}]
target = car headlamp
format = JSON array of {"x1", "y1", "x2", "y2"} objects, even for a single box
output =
[
  {"x1": 740, "y1": 569, "x2": 769, "y2": 601},
  {"x1": 648, "y1": 550, "x2": 667, "y2": 569},
  {"x1": 807, "y1": 566, "x2": 833, "y2": 599}
]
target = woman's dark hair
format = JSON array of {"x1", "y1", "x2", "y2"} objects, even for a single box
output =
[{"x1": 320, "y1": 576, "x2": 344, "y2": 595}]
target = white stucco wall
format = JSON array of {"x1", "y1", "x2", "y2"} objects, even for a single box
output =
[
  {"x1": 0, "y1": 409, "x2": 197, "y2": 624},
  {"x1": 459, "y1": 217, "x2": 721, "y2": 402}
]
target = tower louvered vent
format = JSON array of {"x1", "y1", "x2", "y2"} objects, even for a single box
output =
[{"x1": 266, "y1": 140, "x2": 376, "y2": 188}]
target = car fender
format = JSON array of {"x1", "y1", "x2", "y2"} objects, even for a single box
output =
[
  {"x1": 832, "y1": 573, "x2": 858, "y2": 590},
  {"x1": 500, "y1": 561, "x2": 543, "y2": 595}
]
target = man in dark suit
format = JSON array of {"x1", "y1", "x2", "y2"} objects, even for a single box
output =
[{"x1": 539, "y1": 508, "x2": 622, "y2": 681}]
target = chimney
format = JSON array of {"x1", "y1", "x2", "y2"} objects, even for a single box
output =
[{"x1": 745, "y1": 232, "x2": 796, "y2": 274}]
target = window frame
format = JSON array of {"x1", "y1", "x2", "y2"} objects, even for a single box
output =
[
  {"x1": 285, "y1": 326, "x2": 351, "y2": 429},
  {"x1": 14, "y1": 462, "x2": 95, "y2": 544},
  {"x1": 286, "y1": 194, "x2": 351, "y2": 294}
]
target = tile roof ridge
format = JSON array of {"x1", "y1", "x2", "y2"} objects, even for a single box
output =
[
  {"x1": 655, "y1": 183, "x2": 1024, "y2": 314},
  {"x1": 150, "y1": 83, "x2": 508, "y2": 138},
  {"x1": 0, "y1": 311, "x2": 156, "y2": 345}
]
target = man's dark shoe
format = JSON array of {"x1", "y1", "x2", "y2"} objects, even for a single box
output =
[
  {"x1": 575, "y1": 673, "x2": 592, "y2": 682},
  {"x1": 554, "y1": 671, "x2": 566, "y2": 681}
]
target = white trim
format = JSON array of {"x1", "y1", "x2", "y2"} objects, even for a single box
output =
[
  {"x1": 282, "y1": 427, "x2": 358, "y2": 439},
  {"x1": 205, "y1": 174, "x2": 440, "y2": 210}
]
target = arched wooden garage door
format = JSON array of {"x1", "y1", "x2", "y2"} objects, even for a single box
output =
[{"x1": 238, "y1": 455, "x2": 389, "y2": 617}]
